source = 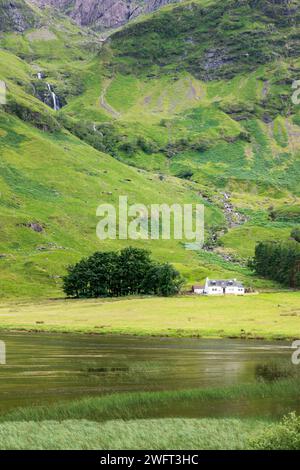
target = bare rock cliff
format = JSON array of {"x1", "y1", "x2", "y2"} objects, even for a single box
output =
[
  {"x1": 30, "y1": 0, "x2": 179, "y2": 29},
  {"x1": 0, "y1": 0, "x2": 37, "y2": 32}
]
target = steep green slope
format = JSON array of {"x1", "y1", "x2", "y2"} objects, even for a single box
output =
[
  {"x1": 0, "y1": 108, "x2": 230, "y2": 298},
  {"x1": 0, "y1": 35, "x2": 245, "y2": 299},
  {"x1": 0, "y1": 0, "x2": 299, "y2": 298},
  {"x1": 91, "y1": 0, "x2": 300, "y2": 262},
  {"x1": 110, "y1": 0, "x2": 300, "y2": 80},
  {"x1": 48, "y1": 0, "x2": 299, "y2": 202}
]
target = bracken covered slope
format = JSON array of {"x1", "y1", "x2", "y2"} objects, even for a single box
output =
[{"x1": 0, "y1": 0, "x2": 300, "y2": 298}]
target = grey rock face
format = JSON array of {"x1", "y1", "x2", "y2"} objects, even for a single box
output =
[
  {"x1": 0, "y1": 0, "x2": 37, "y2": 32},
  {"x1": 31, "y1": 0, "x2": 179, "y2": 30}
]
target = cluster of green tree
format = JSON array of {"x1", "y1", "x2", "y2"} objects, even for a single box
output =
[
  {"x1": 119, "y1": 137, "x2": 159, "y2": 157},
  {"x1": 63, "y1": 247, "x2": 183, "y2": 298},
  {"x1": 250, "y1": 241, "x2": 300, "y2": 288}
]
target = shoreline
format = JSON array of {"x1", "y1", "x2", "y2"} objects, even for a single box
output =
[{"x1": 0, "y1": 325, "x2": 295, "y2": 342}]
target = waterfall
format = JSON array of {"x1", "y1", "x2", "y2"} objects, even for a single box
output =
[
  {"x1": 47, "y1": 83, "x2": 60, "y2": 111},
  {"x1": 36, "y1": 72, "x2": 61, "y2": 111}
]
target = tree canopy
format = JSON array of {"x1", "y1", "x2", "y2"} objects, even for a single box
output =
[
  {"x1": 63, "y1": 247, "x2": 183, "y2": 298},
  {"x1": 250, "y1": 241, "x2": 300, "y2": 288}
]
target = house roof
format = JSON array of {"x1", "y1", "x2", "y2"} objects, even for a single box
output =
[
  {"x1": 192, "y1": 285, "x2": 204, "y2": 290},
  {"x1": 207, "y1": 279, "x2": 244, "y2": 288}
]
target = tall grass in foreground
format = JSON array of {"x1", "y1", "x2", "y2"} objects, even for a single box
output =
[
  {"x1": 0, "y1": 418, "x2": 266, "y2": 450},
  {"x1": 2, "y1": 378, "x2": 300, "y2": 423}
]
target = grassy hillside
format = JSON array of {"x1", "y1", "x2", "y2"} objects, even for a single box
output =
[
  {"x1": 110, "y1": 0, "x2": 300, "y2": 80},
  {"x1": 0, "y1": 36, "x2": 229, "y2": 298},
  {"x1": 0, "y1": 0, "x2": 299, "y2": 298},
  {"x1": 0, "y1": 106, "x2": 229, "y2": 298}
]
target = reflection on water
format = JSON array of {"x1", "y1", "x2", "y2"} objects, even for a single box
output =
[{"x1": 0, "y1": 333, "x2": 296, "y2": 416}]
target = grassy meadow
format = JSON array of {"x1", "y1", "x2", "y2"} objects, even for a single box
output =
[{"x1": 0, "y1": 291, "x2": 299, "y2": 339}]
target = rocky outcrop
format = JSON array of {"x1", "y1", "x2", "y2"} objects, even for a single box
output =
[
  {"x1": 30, "y1": 0, "x2": 179, "y2": 30},
  {"x1": 144, "y1": 0, "x2": 177, "y2": 14},
  {"x1": 71, "y1": 0, "x2": 135, "y2": 29},
  {"x1": 0, "y1": 0, "x2": 37, "y2": 32}
]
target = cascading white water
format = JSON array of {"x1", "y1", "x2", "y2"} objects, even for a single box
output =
[
  {"x1": 36, "y1": 72, "x2": 61, "y2": 111},
  {"x1": 47, "y1": 83, "x2": 60, "y2": 111}
]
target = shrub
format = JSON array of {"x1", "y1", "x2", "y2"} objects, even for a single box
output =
[
  {"x1": 175, "y1": 169, "x2": 194, "y2": 180},
  {"x1": 118, "y1": 141, "x2": 138, "y2": 156},
  {"x1": 270, "y1": 205, "x2": 300, "y2": 222},
  {"x1": 137, "y1": 137, "x2": 158, "y2": 154},
  {"x1": 255, "y1": 361, "x2": 299, "y2": 382},
  {"x1": 251, "y1": 413, "x2": 300, "y2": 450},
  {"x1": 5, "y1": 99, "x2": 60, "y2": 132},
  {"x1": 291, "y1": 227, "x2": 300, "y2": 243},
  {"x1": 58, "y1": 115, "x2": 121, "y2": 155}
]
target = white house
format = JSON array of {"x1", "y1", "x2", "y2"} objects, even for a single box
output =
[
  {"x1": 204, "y1": 278, "x2": 245, "y2": 296},
  {"x1": 193, "y1": 278, "x2": 245, "y2": 296}
]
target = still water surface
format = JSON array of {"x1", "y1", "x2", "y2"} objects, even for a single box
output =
[{"x1": 0, "y1": 333, "x2": 296, "y2": 416}]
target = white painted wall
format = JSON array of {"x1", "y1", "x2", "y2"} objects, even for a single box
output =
[
  {"x1": 205, "y1": 286, "x2": 224, "y2": 295},
  {"x1": 193, "y1": 288, "x2": 204, "y2": 295},
  {"x1": 225, "y1": 286, "x2": 245, "y2": 295}
]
